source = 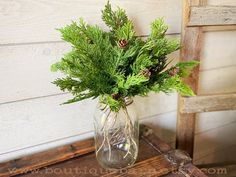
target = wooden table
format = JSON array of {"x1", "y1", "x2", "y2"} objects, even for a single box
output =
[{"x1": 0, "y1": 125, "x2": 207, "y2": 177}]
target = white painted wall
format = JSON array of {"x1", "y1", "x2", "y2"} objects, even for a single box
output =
[{"x1": 0, "y1": 0, "x2": 235, "y2": 165}]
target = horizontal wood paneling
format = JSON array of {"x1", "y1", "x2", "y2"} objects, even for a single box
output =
[
  {"x1": 0, "y1": 0, "x2": 182, "y2": 44},
  {"x1": 0, "y1": 42, "x2": 69, "y2": 104},
  {"x1": 0, "y1": 94, "x2": 97, "y2": 155},
  {"x1": 196, "y1": 110, "x2": 236, "y2": 134},
  {"x1": 0, "y1": 36, "x2": 179, "y2": 104},
  {"x1": 135, "y1": 92, "x2": 177, "y2": 119},
  {"x1": 200, "y1": 31, "x2": 236, "y2": 71},
  {"x1": 199, "y1": 63, "x2": 236, "y2": 95},
  {"x1": 194, "y1": 122, "x2": 236, "y2": 164}
]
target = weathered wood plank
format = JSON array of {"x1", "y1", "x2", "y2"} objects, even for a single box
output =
[
  {"x1": 102, "y1": 155, "x2": 177, "y2": 177},
  {"x1": 0, "y1": 0, "x2": 182, "y2": 44},
  {"x1": 188, "y1": 5, "x2": 236, "y2": 26},
  {"x1": 176, "y1": 0, "x2": 206, "y2": 157},
  {"x1": 180, "y1": 93, "x2": 236, "y2": 113},
  {"x1": 19, "y1": 138, "x2": 161, "y2": 177},
  {"x1": 0, "y1": 138, "x2": 95, "y2": 177}
]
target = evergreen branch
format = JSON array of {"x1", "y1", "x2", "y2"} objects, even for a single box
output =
[
  {"x1": 63, "y1": 92, "x2": 96, "y2": 104},
  {"x1": 102, "y1": 1, "x2": 128, "y2": 31},
  {"x1": 51, "y1": 2, "x2": 199, "y2": 111}
]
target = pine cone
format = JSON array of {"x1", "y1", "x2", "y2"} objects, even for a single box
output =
[
  {"x1": 141, "y1": 68, "x2": 151, "y2": 78},
  {"x1": 111, "y1": 93, "x2": 121, "y2": 100},
  {"x1": 118, "y1": 39, "x2": 128, "y2": 48},
  {"x1": 169, "y1": 67, "x2": 180, "y2": 76}
]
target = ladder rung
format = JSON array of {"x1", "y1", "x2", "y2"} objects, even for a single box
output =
[
  {"x1": 188, "y1": 5, "x2": 236, "y2": 27},
  {"x1": 180, "y1": 93, "x2": 236, "y2": 113}
]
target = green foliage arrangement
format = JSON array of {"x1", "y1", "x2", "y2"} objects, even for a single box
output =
[{"x1": 51, "y1": 1, "x2": 199, "y2": 112}]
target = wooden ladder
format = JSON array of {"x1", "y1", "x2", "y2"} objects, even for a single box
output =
[{"x1": 176, "y1": 0, "x2": 236, "y2": 157}]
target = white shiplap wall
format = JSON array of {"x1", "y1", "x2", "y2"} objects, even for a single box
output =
[{"x1": 0, "y1": 0, "x2": 235, "y2": 165}]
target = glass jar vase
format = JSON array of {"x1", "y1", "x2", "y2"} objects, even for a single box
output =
[{"x1": 94, "y1": 97, "x2": 139, "y2": 169}]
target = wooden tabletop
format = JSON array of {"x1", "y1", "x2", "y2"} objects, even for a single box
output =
[{"x1": 0, "y1": 125, "x2": 207, "y2": 177}]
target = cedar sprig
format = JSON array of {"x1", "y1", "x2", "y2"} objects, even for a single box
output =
[{"x1": 51, "y1": 1, "x2": 199, "y2": 112}]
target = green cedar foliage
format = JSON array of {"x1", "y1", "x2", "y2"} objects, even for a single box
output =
[{"x1": 51, "y1": 1, "x2": 199, "y2": 112}]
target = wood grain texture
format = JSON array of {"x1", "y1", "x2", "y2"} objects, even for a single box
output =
[
  {"x1": 188, "y1": 5, "x2": 236, "y2": 26},
  {"x1": 0, "y1": 138, "x2": 94, "y2": 177},
  {"x1": 180, "y1": 93, "x2": 236, "y2": 113},
  {"x1": 176, "y1": 112, "x2": 196, "y2": 157},
  {"x1": 176, "y1": 0, "x2": 206, "y2": 157},
  {"x1": 102, "y1": 155, "x2": 177, "y2": 177},
  {"x1": 0, "y1": 0, "x2": 182, "y2": 44},
  {"x1": 203, "y1": 1, "x2": 236, "y2": 31},
  {"x1": 17, "y1": 139, "x2": 160, "y2": 177}
]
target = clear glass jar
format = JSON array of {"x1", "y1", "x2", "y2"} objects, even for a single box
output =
[{"x1": 94, "y1": 97, "x2": 139, "y2": 169}]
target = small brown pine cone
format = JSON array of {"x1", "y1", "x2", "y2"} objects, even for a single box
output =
[
  {"x1": 141, "y1": 68, "x2": 151, "y2": 78},
  {"x1": 169, "y1": 67, "x2": 180, "y2": 76},
  {"x1": 111, "y1": 93, "x2": 120, "y2": 100},
  {"x1": 118, "y1": 39, "x2": 128, "y2": 48}
]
